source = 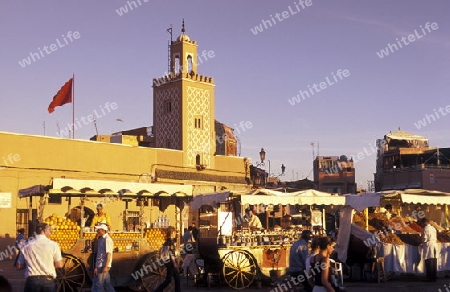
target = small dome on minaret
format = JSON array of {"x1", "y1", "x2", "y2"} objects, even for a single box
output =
[{"x1": 176, "y1": 19, "x2": 190, "y2": 41}]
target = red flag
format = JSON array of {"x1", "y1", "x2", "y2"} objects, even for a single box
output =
[{"x1": 48, "y1": 78, "x2": 73, "y2": 113}]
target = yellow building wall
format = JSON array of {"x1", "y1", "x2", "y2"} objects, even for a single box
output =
[
  {"x1": 182, "y1": 78, "x2": 215, "y2": 168},
  {"x1": 0, "y1": 131, "x2": 250, "y2": 248}
]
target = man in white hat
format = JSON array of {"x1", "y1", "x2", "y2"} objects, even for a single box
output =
[{"x1": 92, "y1": 223, "x2": 115, "y2": 292}]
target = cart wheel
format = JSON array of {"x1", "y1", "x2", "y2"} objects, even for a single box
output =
[
  {"x1": 222, "y1": 250, "x2": 257, "y2": 290},
  {"x1": 128, "y1": 280, "x2": 146, "y2": 292},
  {"x1": 140, "y1": 252, "x2": 174, "y2": 292},
  {"x1": 56, "y1": 254, "x2": 87, "y2": 292}
]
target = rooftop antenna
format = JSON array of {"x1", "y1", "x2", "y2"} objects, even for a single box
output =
[
  {"x1": 93, "y1": 117, "x2": 98, "y2": 136},
  {"x1": 437, "y1": 146, "x2": 440, "y2": 167},
  {"x1": 167, "y1": 24, "x2": 173, "y2": 73},
  {"x1": 235, "y1": 134, "x2": 241, "y2": 156}
]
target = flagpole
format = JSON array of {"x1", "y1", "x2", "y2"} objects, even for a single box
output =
[{"x1": 72, "y1": 73, "x2": 75, "y2": 139}]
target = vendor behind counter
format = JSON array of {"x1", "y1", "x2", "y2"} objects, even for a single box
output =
[
  {"x1": 244, "y1": 207, "x2": 263, "y2": 230},
  {"x1": 91, "y1": 204, "x2": 112, "y2": 229}
]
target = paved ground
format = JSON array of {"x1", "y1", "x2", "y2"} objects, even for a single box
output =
[{"x1": 1, "y1": 257, "x2": 449, "y2": 292}]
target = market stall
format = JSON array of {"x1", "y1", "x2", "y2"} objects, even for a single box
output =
[
  {"x1": 338, "y1": 190, "x2": 450, "y2": 277},
  {"x1": 18, "y1": 177, "x2": 193, "y2": 292},
  {"x1": 190, "y1": 189, "x2": 346, "y2": 289}
]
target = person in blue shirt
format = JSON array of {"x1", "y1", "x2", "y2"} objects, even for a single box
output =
[
  {"x1": 92, "y1": 223, "x2": 115, "y2": 292},
  {"x1": 13, "y1": 228, "x2": 26, "y2": 267},
  {"x1": 288, "y1": 230, "x2": 313, "y2": 292}
]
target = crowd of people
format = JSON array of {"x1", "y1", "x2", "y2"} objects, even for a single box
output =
[
  {"x1": 284, "y1": 216, "x2": 439, "y2": 291},
  {"x1": 6, "y1": 200, "x2": 440, "y2": 292},
  {"x1": 13, "y1": 204, "x2": 117, "y2": 292},
  {"x1": 13, "y1": 221, "x2": 116, "y2": 292}
]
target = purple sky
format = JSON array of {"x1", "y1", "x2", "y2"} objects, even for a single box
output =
[{"x1": 0, "y1": 1, "x2": 449, "y2": 189}]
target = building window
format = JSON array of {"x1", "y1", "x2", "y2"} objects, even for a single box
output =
[
  {"x1": 174, "y1": 55, "x2": 180, "y2": 73},
  {"x1": 166, "y1": 139, "x2": 171, "y2": 148},
  {"x1": 194, "y1": 115, "x2": 202, "y2": 129},
  {"x1": 164, "y1": 101, "x2": 172, "y2": 114},
  {"x1": 187, "y1": 55, "x2": 193, "y2": 73}
]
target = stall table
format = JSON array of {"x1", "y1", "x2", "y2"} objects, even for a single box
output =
[{"x1": 377, "y1": 242, "x2": 450, "y2": 275}]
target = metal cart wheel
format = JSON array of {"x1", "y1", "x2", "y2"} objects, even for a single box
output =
[
  {"x1": 139, "y1": 252, "x2": 175, "y2": 292},
  {"x1": 56, "y1": 254, "x2": 87, "y2": 292},
  {"x1": 128, "y1": 279, "x2": 146, "y2": 292},
  {"x1": 128, "y1": 254, "x2": 152, "y2": 292},
  {"x1": 222, "y1": 250, "x2": 257, "y2": 290}
]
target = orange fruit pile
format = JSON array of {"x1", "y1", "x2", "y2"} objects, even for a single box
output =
[
  {"x1": 44, "y1": 214, "x2": 80, "y2": 251},
  {"x1": 145, "y1": 228, "x2": 166, "y2": 251}
]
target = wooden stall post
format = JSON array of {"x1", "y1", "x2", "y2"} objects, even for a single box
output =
[
  {"x1": 364, "y1": 207, "x2": 369, "y2": 231},
  {"x1": 28, "y1": 196, "x2": 33, "y2": 238},
  {"x1": 176, "y1": 198, "x2": 183, "y2": 252},
  {"x1": 80, "y1": 198, "x2": 85, "y2": 239},
  {"x1": 322, "y1": 208, "x2": 326, "y2": 235},
  {"x1": 446, "y1": 204, "x2": 449, "y2": 228}
]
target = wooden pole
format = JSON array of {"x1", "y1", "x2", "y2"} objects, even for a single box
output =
[
  {"x1": 364, "y1": 207, "x2": 369, "y2": 231},
  {"x1": 322, "y1": 208, "x2": 326, "y2": 235},
  {"x1": 72, "y1": 73, "x2": 75, "y2": 139},
  {"x1": 446, "y1": 204, "x2": 449, "y2": 228}
]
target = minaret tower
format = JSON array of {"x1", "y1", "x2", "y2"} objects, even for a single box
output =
[{"x1": 153, "y1": 20, "x2": 216, "y2": 168}]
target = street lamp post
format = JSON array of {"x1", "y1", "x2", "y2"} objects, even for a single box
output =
[
  {"x1": 254, "y1": 148, "x2": 286, "y2": 184},
  {"x1": 255, "y1": 148, "x2": 266, "y2": 167}
]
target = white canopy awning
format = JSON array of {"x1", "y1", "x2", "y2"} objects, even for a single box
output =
[
  {"x1": 344, "y1": 193, "x2": 383, "y2": 212},
  {"x1": 190, "y1": 192, "x2": 230, "y2": 211},
  {"x1": 238, "y1": 189, "x2": 346, "y2": 206},
  {"x1": 19, "y1": 177, "x2": 193, "y2": 198},
  {"x1": 381, "y1": 189, "x2": 450, "y2": 205},
  {"x1": 400, "y1": 193, "x2": 450, "y2": 205}
]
